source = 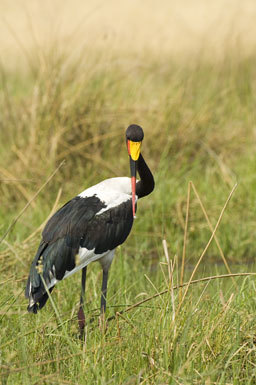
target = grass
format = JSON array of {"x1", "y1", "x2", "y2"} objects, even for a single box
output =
[{"x1": 1, "y1": 5, "x2": 256, "y2": 381}]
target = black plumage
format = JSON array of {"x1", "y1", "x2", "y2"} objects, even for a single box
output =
[
  {"x1": 25, "y1": 124, "x2": 154, "y2": 330},
  {"x1": 25, "y1": 195, "x2": 134, "y2": 313}
]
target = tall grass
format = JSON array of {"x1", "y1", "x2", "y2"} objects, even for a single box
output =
[
  {"x1": 1, "y1": 10, "x2": 256, "y2": 382},
  {"x1": 1, "y1": 52, "x2": 256, "y2": 261}
]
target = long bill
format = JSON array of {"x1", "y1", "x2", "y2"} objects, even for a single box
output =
[
  {"x1": 128, "y1": 140, "x2": 142, "y2": 219},
  {"x1": 130, "y1": 157, "x2": 137, "y2": 218}
]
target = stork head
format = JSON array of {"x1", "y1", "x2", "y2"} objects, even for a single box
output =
[{"x1": 126, "y1": 124, "x2": 144, "y2": 218}]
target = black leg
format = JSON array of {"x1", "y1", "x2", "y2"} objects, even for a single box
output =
[
  {"x1": 100, "y1": 270, "x2": 109, "y2": 314},
  {"x1": 80, "y1": 266, "x2": 87, "y2": 306},
  {"x1": 78, "y1": 266, "x2": 87, "y2": 332}
]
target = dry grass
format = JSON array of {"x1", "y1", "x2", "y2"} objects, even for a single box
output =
[{"x1": 1, "y1": 1, "x2": 256, "y2": 383}]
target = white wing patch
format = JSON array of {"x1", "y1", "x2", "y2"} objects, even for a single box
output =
[
  {"x1": 79, "y1": 177, "x2": 132, "y2": 197},
  {"x1": 78, "y1": 177, "x2": 138, "y2": 215}
]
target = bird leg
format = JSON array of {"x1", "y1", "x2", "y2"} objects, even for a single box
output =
[
  {"x1": 100, "y1": 270, "x2": 109, "y2": 314},
  {"x1": 78, "y1": 266, "x2": 87, "y2": 333},
  {"x1": 99, "y1": 270, "x2": 108, "y2": 331}
]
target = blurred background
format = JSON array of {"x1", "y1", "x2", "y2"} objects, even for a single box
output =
[
  {"x1": 1, "y1": 0, "x2": 256, "y2": 275},
  {"x1": 1, "y1": 0, "x2": 256, "y2": 66}
]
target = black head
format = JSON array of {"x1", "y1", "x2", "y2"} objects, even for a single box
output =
[{"x1": 126, "y1": 124, "x2": 144, "y2": 142}]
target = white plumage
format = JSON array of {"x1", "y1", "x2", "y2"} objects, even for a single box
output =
[{"x1": 79, "y1": 177, "x2": 138, "y2": 215}]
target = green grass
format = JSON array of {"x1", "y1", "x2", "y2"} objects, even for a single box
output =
[
  {"x1": 1, "y1": 260, "x2": 256, "y2": 384},
  {"x1": 1, "y1": 47, "x2": 256, "y2": 384}
]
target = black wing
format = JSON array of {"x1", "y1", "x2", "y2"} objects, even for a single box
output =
[{"x1": 25, "y1": 195, "x2": 134, "y2": 313}]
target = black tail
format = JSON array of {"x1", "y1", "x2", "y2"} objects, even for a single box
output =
[
  {"x1": 26, "y1": 275, "x2": 54, "y2": 314},
  {"x1": 25, "y1": 237, "x2": 77, "y2": 313},
  {"x1": 25, "y1": 240, "x2": 54, "y2": 313}
]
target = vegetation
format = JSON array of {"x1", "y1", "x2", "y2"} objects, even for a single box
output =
[{"x1": 1, "y1": 3, "x2": 256, "y2": 383}]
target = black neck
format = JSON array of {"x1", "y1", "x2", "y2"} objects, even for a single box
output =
[{"x1": 136, "y1": 154, "x2": 155, "y2": 199}]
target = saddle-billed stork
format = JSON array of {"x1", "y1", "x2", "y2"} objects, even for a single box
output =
[{"x1": 25, "y1": 124, "x2": 154, "y2": 330}]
